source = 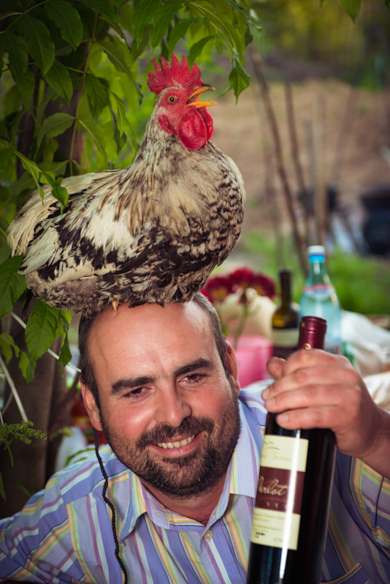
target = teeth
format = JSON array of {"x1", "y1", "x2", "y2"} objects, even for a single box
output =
[{"x1": 157, "y1": 435, "x2": 195, "y2": 449}]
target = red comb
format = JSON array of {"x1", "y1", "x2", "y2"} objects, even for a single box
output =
[{"x1": 147, "y1": 54, "x2": 204, "y2": 95}]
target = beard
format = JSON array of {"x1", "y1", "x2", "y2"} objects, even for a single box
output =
[{"x1": 99, "y1": 386, "x2": 241, "y2": 499}]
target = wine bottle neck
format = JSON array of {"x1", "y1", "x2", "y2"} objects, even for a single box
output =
[
  {"x1": 297, "y1": 316, "x2": 327, "y2": 350},
  {"x1": 279, "y1": 271, "x2": 292, "y2": 306}
]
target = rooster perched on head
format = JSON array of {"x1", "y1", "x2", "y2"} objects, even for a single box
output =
[{"x1": 7, "y1": 54, "x2": 246, "y2": 317}]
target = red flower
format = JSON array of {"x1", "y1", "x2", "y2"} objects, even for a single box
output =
[
  {"x1": 202, "y1": 268, "x2": 275, "y2": 304},
  {"x1": 201, "y1": 275, "x2": 235, "y2": 305}
]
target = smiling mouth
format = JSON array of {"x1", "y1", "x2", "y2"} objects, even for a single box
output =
[{"x1": 157, "y1": 434, "x2": 196, "y2": 449}]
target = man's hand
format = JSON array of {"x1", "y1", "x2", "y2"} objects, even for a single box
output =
[{"x1": 263, "y1": 349, "x2": 390, "y2": 479}]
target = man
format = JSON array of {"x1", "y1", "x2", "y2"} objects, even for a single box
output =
[{"x1": 1, "y1": 293, "x2": 390, "y2": 583}]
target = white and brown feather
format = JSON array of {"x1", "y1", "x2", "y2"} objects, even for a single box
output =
[{"x1": 7, "y1": 107, "x2": 245, "y2": 317}]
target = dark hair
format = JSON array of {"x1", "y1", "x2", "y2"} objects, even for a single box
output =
[{"x1": 78, "y1": 293, "x2": 229, "y2": 409}]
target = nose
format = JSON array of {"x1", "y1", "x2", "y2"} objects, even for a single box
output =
[{"x1": 154, "y1": 383, "x2": 192, "y2": 428}]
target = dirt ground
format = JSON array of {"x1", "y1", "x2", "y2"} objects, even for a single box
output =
[{"x1": 210, "y1": 78, "x2": 390, "y2": 239}]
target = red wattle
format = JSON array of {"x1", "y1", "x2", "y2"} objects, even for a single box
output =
[
  {"x1": 178, "y1": 108, "x2": 211, "y2": 151},
  {"x1": 158, "y1": 114, "x2": 176, "y2": 135},
  {"x1": 199, "y1": 107, "x2": 214, "y2": 141}
]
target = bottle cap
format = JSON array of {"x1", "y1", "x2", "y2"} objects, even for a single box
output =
[
  {"x1": 300, "y1": 316, "x2": 327, "y2": 333},
  {"x1": 307, "y1": 245, "x2": 325, "y2": 257},
  {"x1": 298, "y1": 316, "x2": 327, "y2": 350}
]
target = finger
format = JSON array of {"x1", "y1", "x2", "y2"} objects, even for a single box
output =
[
  {"x1": 274, "y1": 404, "x2": 343, "y2": 431},
  {"x1": 266, "y1": 356, "x2": 286, "y2": 380},
  {"x1": 264, "y1": 360, "x2": 360, "y2": 401},
  {"x1": 264, "y1": 369, "x2": 362, "y2": 415},
  {"x1": 282, "y1": 348, "x2": 351, "y2": 376},
  {"x1": 263, "y1": 382, "x2": 340, "y2": 414}
]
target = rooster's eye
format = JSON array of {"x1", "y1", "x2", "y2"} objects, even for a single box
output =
[{"x1": 167, "y1": 95, "x2": 177, "y2": 103}]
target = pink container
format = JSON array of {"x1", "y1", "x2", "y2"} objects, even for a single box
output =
[{"x1": 229, "y1": 334, "x2": 273, "y2": 388}]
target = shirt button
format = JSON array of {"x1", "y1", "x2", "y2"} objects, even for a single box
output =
[{"x1": 204, "y1": 530, "x2": 213, "y2": 540}]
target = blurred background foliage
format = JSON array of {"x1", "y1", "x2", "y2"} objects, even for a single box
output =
[{"x1": 250, "y1": 0, "x2": 390, "y2": 89}]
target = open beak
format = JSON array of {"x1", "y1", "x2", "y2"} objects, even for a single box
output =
[{"x1": 186, "y1": 85, "x2": 217, "y2": 108}]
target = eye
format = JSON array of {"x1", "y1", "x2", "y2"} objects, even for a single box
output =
[
  {"x1": 181, "y1": 373, "x2": 205, "y2": 384},
  {"x1": 125, "y1": 387, "x2": 148, "y2": 400},
  {"x1": 167, "y1": 95, "x2": 177, "y2": 103}
]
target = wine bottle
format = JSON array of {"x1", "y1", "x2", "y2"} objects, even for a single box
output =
[
  {"x1": 299, "y1": 246, "x2": 342, "y2": 355},
  {"x1": 272, "y1": 269, "x2": 299, "y2": 360},
  {"x1": 247, "y1": 316, "x2": 336, "y2": 584}
]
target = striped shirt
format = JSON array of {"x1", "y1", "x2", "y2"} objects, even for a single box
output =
[{"x1": 0, "y1": 385, "x2": 389, "y2": 583}]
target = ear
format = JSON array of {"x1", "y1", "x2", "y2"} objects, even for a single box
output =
[
  {"x1": 225, "y1": 340, "x2": 240, "y2": 397},
  {"x1": 80, "y1": 381, "x2": 103, "y2": 432}
]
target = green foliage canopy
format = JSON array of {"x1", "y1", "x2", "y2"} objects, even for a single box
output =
[{"x1": 0, "y1": 0, "x2": 258, "y2": 388}]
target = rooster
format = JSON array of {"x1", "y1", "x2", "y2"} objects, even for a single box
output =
[{"x1": 7, "y1": 54, "x2": 245, "y2": 317}]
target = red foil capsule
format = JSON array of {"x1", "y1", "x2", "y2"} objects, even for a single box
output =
[{"x1": 297, "y1": 316, "x2": 327, "y2": 351}]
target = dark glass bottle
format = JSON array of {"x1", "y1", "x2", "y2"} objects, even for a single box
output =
[
  {"x1": 272, "y1": 269, "x2": 299, "y2": 360},
  {"x1": 247, "y1": 317, "x2": 336, "y2": 584}
]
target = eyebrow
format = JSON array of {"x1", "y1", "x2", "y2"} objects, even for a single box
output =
[
  {"x1": 110, "y1": 358, "x2": 213, "y2": 395},
  {"x1": 174, "y1": 358, "x2": 213, "y2": 378}
]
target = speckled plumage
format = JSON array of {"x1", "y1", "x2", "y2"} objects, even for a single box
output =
[{"x1": 7, "y1": 58, "x2": 245, "y2": 317}]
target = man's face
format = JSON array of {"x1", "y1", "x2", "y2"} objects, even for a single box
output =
[{"x1": 82, "y1": 302, "x2": 241, "y2": 499}]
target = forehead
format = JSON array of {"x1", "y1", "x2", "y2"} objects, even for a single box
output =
[{"x1": 87, "y1": 302, "x2": 216, "y2": 373}]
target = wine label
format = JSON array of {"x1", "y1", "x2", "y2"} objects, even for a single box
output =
[
  {"x1": 272, "y1": 328, "x2": 299, "y2": 360},
  {"x1": 250, "y1": 435, "x2": 308, "y2": 550}
]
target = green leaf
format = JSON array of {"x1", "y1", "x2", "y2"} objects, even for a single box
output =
[
  {"x1": 167, "y1": 17, "x2": 200, "y2": 55},
  {"x1": 57, "y1": 315, "x2": 72, "y2": 369},
  {"x1": 18, "y1": 15, "x2": 55, "y2": 74},
  {"x1": 16, "y1": 482, "x2": 36, "y2": 499},
  {"x1": 41, "y1": 171, "x2": 69, "y2": 211},
  {"x1": 386, "y1": 0, "x2": 390, "y2": 12},
  {"x1": 37, "y1": 113, "x2": 74, "y2": 147},
  {"x1": 15, "y1": 67, "x2": 35, "y2": 104},
  {"x1": 14, "y1": 153, "x2": 44, "y2": 198},
  {"x1": 229, "y1": 53, "x2": 250, "y2": 101},
  {"x1": 44, "y1": 0, "x2": 83, "y2": 50},
  {"x1": 340, "y1": 0, "x2": 361, "y2": 20},
  {"x1": 111, "y1": 110, "x2": 127, "y2": 153},
  {"x1": 78, "y1": 0, "x2": 116, "y2": 20},
  {"x1": 42, "y1": 137, "x2": 59, "y2": 163},
  {"x1": 110, "y1": 93, "x2": 127, "y2": 134},
  {"x1": 25, "y1": 300, "x2": 61, "y2": 361},
  {"x1": 97, "y1": 41, "x2": 132, "y2": 76},
  {"x1": 0, "y1": 332, "x2": 20, "y2": 363},
  {"x1": 9, "y1": 172, "x2": 35, "y2": 199},
  {"x1": 0, "y1": 256, "x2": 27, "y2": 319},
  {"x1": 19, "y1": 350, "x2": 36, "y2": 383},
  {"x1": 188, "y1": 36, "x2": 214, "y2": 67},
  {"x1": 150, "y1": 0, "x2": 183, "y2": 49},
  {"x1": 132, "y1": 0, "x2": 160, "y2": 45},
  {"x1": 78, "y1": 119, "x2": 108, "y2": 162},
  {"x1": 0, "y1": 149, "x2": 13, "y2": 172},
  {"x1": 0, "y1": 32, "x2": 28, "y2": 79},
  {"x1": 0, "y1": 229, "x2": 11, "y2": 265},
  {"x1": 43, "y1": 61, "x2": 73, "y2": 104},
  {"x1": 85, "y1": 73, "x2": 107, "y2": 118},
  {"x1": 0, "y1": 473, "x2": 5, "y2": 501}
]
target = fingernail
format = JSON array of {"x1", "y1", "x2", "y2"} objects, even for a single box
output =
[
  {"x1": 277, "y1": 413, "x2": 289, "y2": 424},
  {"x1": 262, "y1": 388, "x2": 270, "y2": 400}
]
